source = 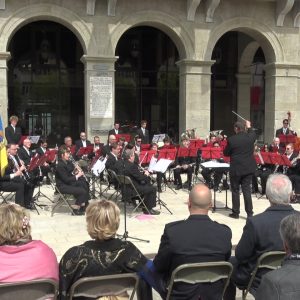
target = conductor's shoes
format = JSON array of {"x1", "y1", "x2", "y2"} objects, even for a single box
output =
[
  {"x1": 143, "y1": 209, "x2": 160, "y2": 215},
  {"x1": 229, "y1": 213, "x2": 239, "y2": 219}
]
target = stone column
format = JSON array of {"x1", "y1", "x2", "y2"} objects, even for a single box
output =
[
  {"x1": 0, "y1": 52, "x2": 10, "y2": 127},
  {"x1": 81, "y1": 55, "x2": 118, "y2": 141},
  {"x1": 264, "y1": 63, "x2": 300, "y2": 143},
  {"x1": 176, "y1": 59, "x2": 214, "y2": 139},
  {"x1": 236, "y1": 73, "x2": 251, "y2": 120}
]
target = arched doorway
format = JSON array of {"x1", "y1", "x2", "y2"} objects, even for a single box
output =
[
  {"x1": 7, "y1": 21, "x2": 84, "y2": 146},
  {"x1": 115, "y1": 26, "x2": 179, "y2": 141},
  {"x1": 211, "y1": 31, "x2": 266, "y2": 141}
]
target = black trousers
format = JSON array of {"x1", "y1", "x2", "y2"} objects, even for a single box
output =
[
  {"x1": 230, "y1": 173, "x2": 253, "y2": 215},
  {"x1": 1, "y1": 179, "x2": 25, "y2": 207},
  {"x1": 289, "y1": 174, "x2": 300, "y2": 194},
  {"x1": 135, "y1": 184, "x2": 157, "y2": 210},
  {"x1": 174, "y1": 166, "x2": 193, "y2": 186},
  {"x1": 58, "y1": 179, "x2": 89, "y2": 206}
]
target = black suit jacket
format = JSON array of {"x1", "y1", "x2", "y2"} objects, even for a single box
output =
[
  {"x1": 35, "y1": 147, "x2": 47, "y2": 157},
  {"x1": 108, "y1": 128, "x2": 122, "y2": 136},
  {"x1": 275, "y1": 127, "x2": 296, "y2": 137},
  {"x1": 153, "y1": 215, "x2": 232, "y2": 299},
  {"x1": 136, "y1": 128, "x2": 150, "y2": 144},
  {"x1": 5, "y1": 125, "x2": 22, "y2": 144},
  {"x1": 17, "y1": 146, "x2": 33, "y2": 166},
  {"x1": 55, "y1": 159, "x2": 77, "y2": 187},
  {"x1": 223, "y1": 129, "x2": 256, "y2": 176},
  {"x1": 234, "y1": 205, "x2": 297, "y2": 289},
  {"x1": 105, "y1": 152, "x2": 118, "y2": 171},
  {"x1": 75, "y1": 139, "x2": 91, "y2": 160}
]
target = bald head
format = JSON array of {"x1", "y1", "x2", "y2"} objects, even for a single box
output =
[{"x1": 189, "y1": 184, "x2": 212, "y2": 212}]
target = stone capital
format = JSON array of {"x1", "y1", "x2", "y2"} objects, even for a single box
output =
[
  {"x1": 81, "y1": 55, "x2": 118, "y2": 71},
  {"x1": 176, "y1": 59, "x2": 214, "y2": 75}
]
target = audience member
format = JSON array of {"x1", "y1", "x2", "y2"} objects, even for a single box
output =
[
  {"x1": 151, "y1": 184, "x2": 232, "y2": 299},
  {"x1": 0, "y1": 203, "x2": 58, "y2": 282},
  {"x1": 256, "y1": 213, "x2": 300, "y2": 299},
  {"x1": 5, "y1": 115, "x2": 22, "y2": 145},
  {"x1": 224, "y1": 174, "x2": 298, "y2": 299},
  {"x1": 59, "y1": 200, "x2": 152, "y2": 300}
]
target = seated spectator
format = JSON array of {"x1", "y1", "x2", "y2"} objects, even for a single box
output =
[
  {"x1": 0, "y1": 203, "x2": 58, "y2": 282},
  {"x1": 59, "y1": 200, "x2": 152, "y2": 300},
  {"x1": 224, "y1": 174, "x2": 298, "y2": 299},
  {"x1": 147, "y1": 184, "x2": 232, "y2": 299},
  {"x1": 256, "y1": 213, "x2": 300, "y2": 299}
]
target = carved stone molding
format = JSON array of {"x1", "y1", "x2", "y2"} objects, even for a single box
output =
[
  {"x1": 108, "y1": 0, "x2": 117, "y2": 16},
  {"x1": 86, "y1": 0, "x2": 96, "y2": 16},
  {"x1": 276, "y1": 0, "x2": 294, "y2": 26},
  {"x1": 187, "y1": 0, "x2": 201, "y2": 21},
  {"x1": 205, "y1": 0, "x2": 220, "y2": 22}
]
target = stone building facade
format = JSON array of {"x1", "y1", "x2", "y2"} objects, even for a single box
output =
[{"x1": 0, "y1": 0, "x2": 299, "y2": 143}]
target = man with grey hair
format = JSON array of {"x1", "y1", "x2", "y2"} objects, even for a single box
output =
[
  {"x1": 256, "y1": 213, "x2": 300, "y2": 299},
  {"x1": 152, "y1": 183, "x2": 232, "y2": 299},
  {"x1": 224, "y1": 174, "x2": 298, "y2": 300},
  {"x1": 115, "y1": 149, "x2": 159, "y2": 215}
]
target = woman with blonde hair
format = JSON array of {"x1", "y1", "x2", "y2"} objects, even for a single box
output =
[
  {"x1": 0, "y1": 203, "x2": 58, "y2": 282},
  {"x1": 59, "y1": 199, "x2": 152, "y2": 300}
]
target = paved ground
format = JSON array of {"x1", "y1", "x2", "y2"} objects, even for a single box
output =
[{"x1": 4, "y1": 178, "x2": 286, "y2": 299}]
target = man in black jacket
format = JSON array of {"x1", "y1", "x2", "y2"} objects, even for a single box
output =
[
  {"x1": 152, "y1": 183, "x2": 232, "y2": 299},
  {"x1": 115, "y1": 149, "x2": 159, "y2": 215},
  {"x1": 224, "y1": 174, "x2": 298, "y2": 299},
  {"x1": 108, "y1": 121, "x2": 122, "y2": 136},
  {"x1": 136, "y1": 120, "x2": 150, "y2": 144},
  {"x1": 223, "y1": 120, "x2": 256, "y2": 218},
  {"x1": 5, "y1": 115, "x2": 22, "y2": 145}
]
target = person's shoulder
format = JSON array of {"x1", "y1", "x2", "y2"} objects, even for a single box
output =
[
  {"x1": 212, "y1": 221, "x2": 232, "y2": 234},
  {"x1": 165, "y1": 220, "x2": 185, "y2": 230},
  {"x1": 30, "y1": 240, "x2": 57, "y2": 257}
]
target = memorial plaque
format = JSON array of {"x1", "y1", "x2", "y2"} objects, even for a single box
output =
[{"x1": 90, "y1": 75, "x2": 113, "y2": 118}]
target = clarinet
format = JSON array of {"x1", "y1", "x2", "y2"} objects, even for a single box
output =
[{"x1": 69, "y1": 155, "x2": 89, "y2": 182}]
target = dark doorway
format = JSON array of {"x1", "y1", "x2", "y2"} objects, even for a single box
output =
[
  {"x1": 7, "y1": 21, "x2": 84, "y2": 146},
  {"x1": 211, "y1": 32, "x2": 266, "y2": 139},
  {"x1": 115, "y1": 26, "x2": 179, "y2": 142}
]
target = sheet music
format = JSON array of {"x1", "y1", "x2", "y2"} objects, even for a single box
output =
[
  {"x1": 201, "y1": 161, "x2": 230, "y2": 168},
  {"x1": 148, "y1": 156, "x2": 158, "y2": 172},
  {"x1": 152, "y1": 158, "x2": 173, "y2": 173},
  {"x1": 28, "y1": 136, "x2": 40, "y2": 144},
  {"x1": 92, "y1": 157, "x2": 107, "y2": 176},
  {"x1": 152, "y1": 134, "x2": 166, "y2": 143}
]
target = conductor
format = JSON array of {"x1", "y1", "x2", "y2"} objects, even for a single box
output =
[{"x1": 223, "y1": 120, "x2": 256, "y2": 219}]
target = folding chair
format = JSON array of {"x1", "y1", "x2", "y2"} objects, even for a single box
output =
[
  {"x1": 0, "y1": 278, "x2": 58, "y2": 300},
  {"x1": 117, "y1": 175, "x2": 150, "y2": 214},
  {"x1": 106, "y1": 169, "x2": 122, "y2": 201},
  {"x1": 242, "y1": 251, "x2": 285, "y2": 299},
  {"x1": 68, "y1": 273, "x2": 139, "y2": 300},
  {"x1": 166, "y1": 261, "x2": 233, "y2": 300},
  {"x1": 47, "y1": 172, "x2": 75, "y2": 216},
  {"x1": 0, "y1": 190, "x2": 15, "y2": 204}
]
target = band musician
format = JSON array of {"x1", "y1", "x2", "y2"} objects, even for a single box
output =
[
  {"x1": 268, "y1": 137, "x2": 284, "y2": 154},
  {"x1": 223, "y1": 120, "x2": 256, "y2": 219},
  {"x1": 55, "y1": 145, "x2": 90, "y2": 215},
  {"x1": 108, "y1": 121, "x2": 122, "y2": 136},
  {"x1": 74, "y1": 132, "x2": 91, "y2": 163},
  {"x1": 136, "y1": 120, "x2": 150, "y2": 144},
  {"x1": 276, "y1": 118, "x2": 297, "y2": 137},
  {"x1": 174, "y1": 136, "x2": 195, "y2": 191},
  {"x1": 35, "y1": 139, "x2": 51, "y2": 184},
  {"x1": 4, "y1": 144, "x2": 35, "y2": 209},
  {"x1": 5, "y1": 115, "x2": 22, "y2": 145},
  {"x1": 115, "y1": 149, "x2": 160, "y2": 215}
]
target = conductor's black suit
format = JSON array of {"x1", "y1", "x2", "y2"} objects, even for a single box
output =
[
  {"x1": 223, "y1": 128, "x2": 256, "y2": 216},
  {"x1": 153, "y1": 215, "x2": 232, "y2": 300}
]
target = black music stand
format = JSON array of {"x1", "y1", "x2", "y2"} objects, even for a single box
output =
[
  {"x1": 32, "y1": 154, "x2": 53, "y2": 206},
  {"x1": 157, "y1": 148, "x2": 177, "y2": 194},
  {"x1": 118, "y1": 160, "x2": 149, "y2": 243}
]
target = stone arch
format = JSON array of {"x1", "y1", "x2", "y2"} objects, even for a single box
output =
[
  {"x1": 0, "y1": 4, "x2": 95, "y2": 54},
  {"x1": 239, "y1": 41, "x2": 261, "y2": 73},
  {"x1": 109, "y1": 10, "x2": 193, "y2": 59},
  {"x1": 205, "y1": 18, "x2": 284, "y2": 64}
]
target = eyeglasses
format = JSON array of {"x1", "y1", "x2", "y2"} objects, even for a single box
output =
[{"x1": 283, "y1": 123, "x2": 288, "y2": 125}]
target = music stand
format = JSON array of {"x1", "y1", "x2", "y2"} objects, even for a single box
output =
[
  {"x1": 76, "y1": 146, "x2": 93, "y2": 159},
  {"x1": 115, "y1": 134, "x2": 131, "y2": 143},
  {"x1": 157, "y1": 148, "x2": 177, "y2": 194},
  {"x1": 279, "y1": 134, "x2": 296, "y2": 145},
  {"x1": 32, "y1": 154, "x2": 53, "y2": 206}
]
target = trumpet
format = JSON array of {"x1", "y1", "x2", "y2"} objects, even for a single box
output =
[{"x1": 69, "y1": 155, "x2": 89, "y2": 182}]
